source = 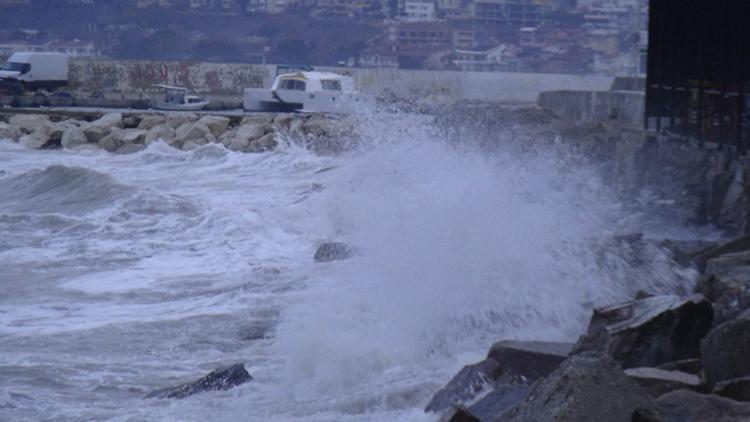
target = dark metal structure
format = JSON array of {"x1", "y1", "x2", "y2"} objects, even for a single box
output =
[{"x1": 645, "y1": 0, "x2": 750, "y2": 154}]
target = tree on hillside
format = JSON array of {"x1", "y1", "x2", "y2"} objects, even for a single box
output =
[{"x1": 274, "y1": 38, "x2": 313, "y2": 64}]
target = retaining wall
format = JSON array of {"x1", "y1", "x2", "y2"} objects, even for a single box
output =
[
  {"x1": 538, "y1": 89, "x2": 645, "y2": 126},
  {"x1": 67, "y1": 58, "x2": 613, "y2": 102}
]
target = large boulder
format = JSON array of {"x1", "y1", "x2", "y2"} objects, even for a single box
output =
[
  {"x1": 656, "y1": 359, "x2": 703, "y2": 375},
  {"x1": 18, "y1": 134, "x2": 46, "y2": 149},
  {"x1": 425, "y1": 359, "x2": 502, "y2": 413},
  {"x1": 487, "y1": 340, "x2": 572, "y2": 383},
  {"x1": 701, "y1": 315, "x2": 750, "y2": 390},
  {"x1": 8, "y1": 114, "x2": 49, "y2": 134},
  {"x1": 235, "y1": 123, "x2": 266, "y2": 142},
  {"x1": 655, "y1": 389, "x2": 750, "y2": 422},
  {"x1": 97, "y1": 131, "x2": 121, "y2": 152},
  {"x1": 466, "y1": 384, "x2": 529, "y2": 421},
  {"x1": 694, "y1": 235, "x2": 750, "y2": 272},
  {"x1": 197, "y1": 115, "x2": 230, "y2": 137},
  {"x1": 166, "y1": 112, "x2": 198, "y2": 129},
  {"x1": 227, "y1": 136, "x2": 250, "y2": 152},
  {"x1": 426, "y1": 340, "x2": 570, "y2": 417},
  {"x1": 0, "y1": 122, "x2": 21, "y2": 141},
  {"x1": 83, "y1": 124, "x2": 110, "y2": 144},
  {"x1": 98, "y1": 129, "x2": 146, "y2": 153},
  {"x1": 83, "y1": 112, "x2": 123, "y2": 144},
  {"x1": 659, "y1": 239, "x2": 717, "y2": 267},
  {"x1": 61, "y1": 126, "x2": 88, "y2": 149},
  {"x1": 694, "y1": 274, "x2": 750, "y2": 326},
  {"x1": 145, "y1": 124, "x2": 176, "y2": 145},
  {"x1": 91, "y1": 112, "x2": 123, "y2": 131},
  {"x1": 572, "y1": 295, "x2": 714, "y2": 368},
  {"x1": 624, "y1": 367, "x2": 702, "y2": 397},
  {"x1": 438, "y1": 406, "x2": 480, "y2": 422},
  {"x1": 138, "y1": 114, "x2": 167, "y2": 130},
  {"x1": 240, "y1": 114, "x2": 273, "y2": 127},
  {"x1": 247, "y1": 132, "x2": 277, "y2": 153},
  {"x1": 122, "y1": 114, "x2": 141, "y2": 129},
  {"x1": 714, "y1": 376, "x2": 750, "y2": 402},
  {"x1": 314, "y1": 242, "x2": 354, "y2": 262},
  {"x1": 145, "y1": 363, "x2": 252, "y2": 400},
  {"x1": 704, "y1": 250, "x2": 750, "y2": 277},
  {"x1": 174, "y1": 122, "x2": 214, "y2": 148},
  {"x1": 499, "y1": 353, "x2": 656, "y2": 422},
  {"x1": 273, "y1": 113, "x2": 296, "y2": 128}
]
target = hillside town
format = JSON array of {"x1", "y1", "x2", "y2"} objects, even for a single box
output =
[{"x1": 0, "y1": 0, "x2": 647, "y2": 75}]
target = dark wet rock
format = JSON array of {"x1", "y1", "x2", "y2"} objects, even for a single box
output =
[
  {"x1": 314, "y1": 242, "x2": 354, "y2": 262},
  {"x1": 466, "y1": 384, "x2": 529, "y2": 421},
  {"x1": 499, "y1": 353, "x2": 656, "y2": 422},
  {"x1": 701, "y1": 315, "x2": 750, "y2": 390},
  {"x1": 572, "y1": 294, "x2": 713, "y2": 368},
  {"x1": 122, "y1": 115, "x2": 142, "y2": 129},
  {"x1": 695, "y1": 236, "x2": 750, "y2": 272},
  {"x1": 705, "y1": 250, "x2": 750, "y2": 278},
  {"x1": 659, "y1": 239, "x2": 718, "y2": 267},
  {"x1": 694, "y1": 274, "x2": 750, "y2": 326},
  {"x1": 655, "y1": 389, "x2": 750, "y2": 422},
  {"x1": 486, "y1": 340, "x2": 572, "y2": 383},
  {"x1": 239, "y1": 323, "x2": 272, "y2": 341},
  {"x1": 426, "y1": 340, "x2": 568, "y2": 416},
  {"x1": 656, "y1": 359, "x2": 703, "y2": 375},
  {"x1": 714, "y1": 376, "x2": 750, "y2": 402},
  {"x1": 438, "y1": 406, "x2": 480, "y2": 422},
  {"x1": 625, "y1": 367, "x2": 702, "y2": 397},
  {"x1": 425, "y1": 359, "x2": 502, "y2": 413},
  {"x1": 145, "y1": 363, "x2": 252, "y2": 399},
  {"x1": 247, "y1": 132, "x2": 277, "y2": 153}
]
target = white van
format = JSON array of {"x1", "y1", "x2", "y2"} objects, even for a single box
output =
[{"x1": 0, "y1": 52, "x2": 69, "y2": 92}]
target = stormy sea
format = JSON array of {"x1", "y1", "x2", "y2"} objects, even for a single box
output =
[{"x1": 0, "y1": 106, "x2": 696, "y2": 421}]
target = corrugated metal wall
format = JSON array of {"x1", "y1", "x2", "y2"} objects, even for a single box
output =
[{"x1": 645, "y1": 0, "x2": 750, "y2": 153}]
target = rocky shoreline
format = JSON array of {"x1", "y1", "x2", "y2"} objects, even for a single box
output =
[
  {"x1": 426, "y1": 236, "x2": 750, "y2": 422},
  {"x1": 0, "y1": 111, "x2": 354, "y2": 154}
]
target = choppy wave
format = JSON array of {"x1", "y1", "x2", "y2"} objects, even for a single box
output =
[
  {"x1": 0, "y1": 108, "x2": 696, "y2": 421},
  {"x1": 0, "y1": 165, "x2": 132, "y2": 215},
  {"x1": 270, "y1": 109, "x2": 691, "y2": 406}
]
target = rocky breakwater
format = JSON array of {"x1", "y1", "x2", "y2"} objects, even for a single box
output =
[
  {"x1": 428, "y1": 236, "x2": 750, "y2": 422},
  {"x1": 0, "y1": 111, "x2": 355, "y2": 155}
]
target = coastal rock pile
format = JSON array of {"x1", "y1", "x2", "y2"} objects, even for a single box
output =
[
  {"x1": 428, "y1": 235, "x2": 750, "y2": 422},
  {"x1": 0, "y1": 111, "x2": 355, "y2": 154}
]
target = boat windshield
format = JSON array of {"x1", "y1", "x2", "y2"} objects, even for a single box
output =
[
  {"x1": 321, "y1": 80, "x2": 342, "y2": 91},
  {"x1": 1, "y1": 62, "x2": 30, "y2": 74},
  {"x1": 279, "y1": 79, "x2": 306, "y2": 91}
]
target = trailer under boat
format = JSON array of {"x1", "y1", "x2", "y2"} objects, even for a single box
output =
[{"x1": 243, "y1": 71, "x2": 360, "y2": 113}]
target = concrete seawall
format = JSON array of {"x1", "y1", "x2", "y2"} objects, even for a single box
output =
[
  {"x1": 66, "y1": 58, "x2": 613, "y2": 103},
  {"x1": 538, "y1": 90, "x2": 645, "y2": 126}
]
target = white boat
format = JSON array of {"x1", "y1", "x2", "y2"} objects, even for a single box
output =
[
  {"x1": 152, "y1": 84, "x2": 210, "y2": 111},
  {"x1": 243, "y1": 71, "x2": 359, "y2": 113}
]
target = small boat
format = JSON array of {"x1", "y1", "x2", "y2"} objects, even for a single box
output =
[
  {"x1": 243, "y1": 71, "x2": 359, "y2": 113},
  {"x1": 151, "y1": 84, "x2": 209, "y2": 111}
]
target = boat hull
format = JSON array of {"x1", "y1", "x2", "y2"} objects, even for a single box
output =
[
  {"x1": 153, "y1": 101, "x2": 209, "y2": 111},
  {"x1": 243, "y1": 88, "x2": 353, "y2": 113}
]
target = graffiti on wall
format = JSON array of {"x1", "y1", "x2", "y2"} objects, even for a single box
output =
[{"x1": 69, "y1": 58, "x2": 269, "y2": 95}]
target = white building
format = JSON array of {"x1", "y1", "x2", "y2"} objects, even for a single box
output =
[
  {"x1": 403, "y1": 0, "x2": 436, "y2": 20},
  {"x1": 0, "y1": 40, "x2": 100, "y2": 57}
]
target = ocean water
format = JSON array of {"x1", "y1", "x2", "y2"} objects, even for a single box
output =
[{"x1": 0, "y1": 109, "x2": 693, "y2": 421}]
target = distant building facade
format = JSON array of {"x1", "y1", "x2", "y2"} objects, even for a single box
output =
[{"x1": 0, "y1": 40, "x2": 101, "y2": 57}]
